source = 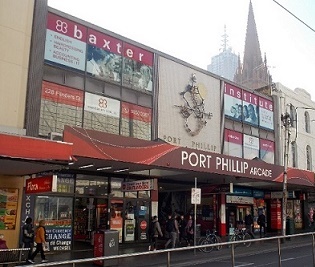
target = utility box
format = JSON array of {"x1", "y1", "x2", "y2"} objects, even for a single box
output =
[
  {"x1": 94, "y1": 230, "x2": 119, "y2": 267},
  {"x1": 286, "y1": 218, "x2": 294, "y2": 235}
]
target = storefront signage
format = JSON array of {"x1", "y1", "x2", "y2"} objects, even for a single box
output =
[
  {"x1": 226, "y1": 195, "x2": 254, "y2": 204},
  {"x1": 46, "y1": 227, "x2": 72, "y2": 251},
  {"x1": 25, "y1": 175, "x2": 57, "y2": 194},
  {"x1": 271, "y1": 191, "x2": 296, "y2": 199},
  {"x1": 121, "y1": 179, "x2": 153, "y2": 192}
]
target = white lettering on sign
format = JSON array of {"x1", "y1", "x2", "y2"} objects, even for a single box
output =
[
  {"x1": 181, "y1": 151, "x2": 272, "y2": 178},
  {"x1": 26, "y1": 181, "x2": 38, "y2": 192}
]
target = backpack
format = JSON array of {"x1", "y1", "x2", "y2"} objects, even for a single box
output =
[{"x1": 166, "y1": 219, "x2": 175, "y2": 233}]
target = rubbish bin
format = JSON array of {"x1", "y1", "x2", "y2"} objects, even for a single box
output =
[
  {"x1": 94, "y1": 230, "x2": 119, "y2": 267},
  {"x1": 286, "y1": 218, "x2": 294, "y2": 235}
]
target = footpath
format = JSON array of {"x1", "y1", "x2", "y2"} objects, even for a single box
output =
[{"x1": 17, "y1": 234, "x2": 313, "y2": 267}]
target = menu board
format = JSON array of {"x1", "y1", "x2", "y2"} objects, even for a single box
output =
[{"x1": 0, "y1": 188, "x2": 18, "y2": 230}]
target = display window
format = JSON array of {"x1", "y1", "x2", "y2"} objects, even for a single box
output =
[{"x1": 34, "y1": 196, "x2": 73, "y2": 251}]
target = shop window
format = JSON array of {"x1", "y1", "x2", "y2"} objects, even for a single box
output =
[
  {"x1": 138, "y1": 190, "x2": 150, "y2": 198},
  {"x1": 34, "y1": 196, "x2": 73, "y2": 251},
  {"x1": 75, "y1": 175, "x2": 108, "y2": 196},
  {"x1": 110, "y1": 200, "x2": 123, "y2": 243},
  {"x1": 110, "y1": 178, "x2": 123, "y2": 198}
]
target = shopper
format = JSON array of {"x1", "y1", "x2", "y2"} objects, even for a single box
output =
[
  {"x1": 244, "y1": 210, "x2": 255, "y2": 238},
  {"x1": 22, "y1": 217, "x2": 34, "y2": 260},
  {"x1": 28, "y1": 220, "x2": 48, "y2": 264},
  {"x1": 257, "y1": 211, "x2": 266, "y2": 238},
  {"x1": 185, "y1": 214, "x2": 194, "y2": 246},
  {"x1": 148, "y1": 216, "x2": 163, "y2": 251},
  {"x1": 164, "y1": 214, "x2": 179, "y2": 248}
]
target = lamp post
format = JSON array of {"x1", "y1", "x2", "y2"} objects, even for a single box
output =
[{"x1": 281, "y1": 112, "x2": 291, "y2": 236}]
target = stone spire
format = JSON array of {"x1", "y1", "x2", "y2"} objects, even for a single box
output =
[{"x1": 234, "y1": 0, "x2": 272, "y2": 92}]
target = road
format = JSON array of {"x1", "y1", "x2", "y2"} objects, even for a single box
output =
[{"x1": 178, "y1": 242, "x2": 314, "y2": 267}]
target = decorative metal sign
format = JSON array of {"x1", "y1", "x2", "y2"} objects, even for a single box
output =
[{"x1": 175, "y1": 74, "x2": 213, "y2": 136}]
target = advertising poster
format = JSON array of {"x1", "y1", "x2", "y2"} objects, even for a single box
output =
[
  {"x1": 224, "y1": 129, "x2": 243, "y2": 157},
  {"x1": 270, "y1": 199, "x2": 282, "y2": 230},
  {"x1": 158, "y1": 56, "x2": 221, "y2": 152},
  {"x1": 45, "y1": 13, "x2": 87, "y2": 71},
  {"x1": 122, "y1": 43, "x2": 153, "y2": 92},
  {"x1": 260, "y1": 139, "x2": 275, "y2": 164},
  {"x1": 121, "y1": 102, "x2": 152, "y2": 140},
  {"x1": 124, "y1": 219, "x2": 135, "y2": 242},
  {"x1": 84, "y1": 92, "x2": 120, "y2": 117},
  {"x1": 224, "y1": 83, "x2": 243, "y2": 121},
  {"x1": 45, "y1": 226, "x2": 72, "y2": 251},
  {"x1": 0, "y1": 188, "x2": 18, "y2": 230},
  {"x1": 243, "y1": 134, "x2": 259, "y2": 160},
  {"x1": 259, "y1": 97, "x2": 274, "y2": 130},
  {"x1": 242, "y1": 91, "x2": 259, "y2": 126},
  {"x1": 110, "y1": 201, "x2": 123, "y2": 243}
]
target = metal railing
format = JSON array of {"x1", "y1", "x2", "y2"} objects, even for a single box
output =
[{"x1": 17, "y1": 232, "x2": 315, "y2": 267}]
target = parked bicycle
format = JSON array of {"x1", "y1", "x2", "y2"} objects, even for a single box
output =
[
  {"x1": 229, "y1": 228, "x2": 252, "y2": 247},
  {"x1": 198, "y1": 229, "x2": 222, "y2": 252}
]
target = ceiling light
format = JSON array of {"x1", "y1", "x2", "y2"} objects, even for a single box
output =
[
  {"x1": 96, "y1": 166, "x2": 112, "y2": 171},
  {"x1": 114, "y1": 168, "x2": 129, "y2": 173},
  {"x1": 79, "y1": 164, "x2": 94, "y2": 169}
]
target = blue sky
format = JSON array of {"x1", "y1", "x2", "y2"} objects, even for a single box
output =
[{"x1": 48, "y1": 0, "x2": 315, "y2": 99}]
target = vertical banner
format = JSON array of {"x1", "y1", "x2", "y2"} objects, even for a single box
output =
[
  {"x1": 259, "y1": 97, "x2": 274, "y2": 130},
  {"x1": 224, "y1": 129, "x2": 243, "y2": 157},
  {"x1": 224, "y1": 83, "x2": 243, "y2": 121},
  {"x1": 242, "y1": 91, "x2": 259, "y2": 126},
  {"x1": 243, "y1": 134, "x2": 259, "y2": 160},
  {"x1": 260, "y1": 139, "x2": 275, "y2": 164}
]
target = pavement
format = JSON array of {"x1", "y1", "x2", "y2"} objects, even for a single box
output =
[{"x1": 16, "y1": 232, "x2": 314, "y2": 267}]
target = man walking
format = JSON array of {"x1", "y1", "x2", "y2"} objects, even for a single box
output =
[
  {"x1": 165, "y1": 214, "x2": 179, "y2": 248},
  {"x1": 244, "y1": 210, "x2": 255, "y2": 238}
]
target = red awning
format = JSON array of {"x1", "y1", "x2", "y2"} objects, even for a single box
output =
[{"x1": 0, "y1": 133, "x2": 73, "y2": 161}]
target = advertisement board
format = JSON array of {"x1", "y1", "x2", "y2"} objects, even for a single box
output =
[
  {"x1": 158, "y1": 56, "x2": 221, "y2": 152},
  {"x1": 0, "y1": 189, "x2": 18, "y2": 230},
  {"x1": 259, "y1": 97, "x2": 274, "y2": 130},
  {"x1": 224, "y1": 129, "x2": 243, "y2": 157},
  {"x1": 224, "y1": 83, "x2": 242, "y2": 121},
  {"x1": 260, "y1": 139, "x2": 275, "y2": 164},
  {"x1": 242, "y1": 91, "x2": 259, "y2": 127},
  {"x1": 84, "y1": 92, "x2": 120, "y2": 117},
  {"x1": 243, "y1": 134, "x2": 259, "y2": 160}
]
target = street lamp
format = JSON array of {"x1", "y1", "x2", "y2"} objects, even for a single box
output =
[{"x1": 281, "y1": 112, "x2": 291, "y2": 236}]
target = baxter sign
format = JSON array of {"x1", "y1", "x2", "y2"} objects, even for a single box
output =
[{"x1": 25, "y1": 175, "x2": 57, "y2": 194}]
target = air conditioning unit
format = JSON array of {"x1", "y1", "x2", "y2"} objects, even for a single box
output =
[{"x1": 48, "y1": 132, "x2": 63, "y2": 141}]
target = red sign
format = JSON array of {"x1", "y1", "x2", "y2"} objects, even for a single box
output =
[
  {"x1": 25, "y1": 175, "x2": 57, "y2": 194},
  {"x1": 270, "y1": 199, "x2": 282, "y2": 230},
  {"x1": 140, "y1": 220, "x2": 147, "y2": 230}
]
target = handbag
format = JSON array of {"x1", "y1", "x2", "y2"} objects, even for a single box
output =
[{"x1": 43, "y1": 242, "x2": 50, "y2": 252}]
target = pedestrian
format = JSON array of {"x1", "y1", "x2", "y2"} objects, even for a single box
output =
[
  {"x1": 244, "y1": 210, "x2": 255, "y2": 238},
  {"x1": 22, "y1": 217, "x2": 34, "y2": 261},
  {"x1": 185, "y1": 214, "x2": 194, "y2": 246},
  {"x1": 28, "y1": 220, "x2": 48, "y2": 264},
  {"x1": 164, "y1": 214, "x2": 179, "y2": 248},
  {"x1": 257, "y1": 211, "x2": 266, "y2": 238},
  {"x1": 0, "y1": 234, "x2": 9, "y2": 267},
  {"x1": 148, "y1": 216, "x2": 163, "y2": 251},
  {"x1": 177, "y1": 214, "x2": 188, "y2": 246}
]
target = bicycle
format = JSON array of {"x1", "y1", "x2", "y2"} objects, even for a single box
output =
[
  {"x1": 229, "y1": 228, "x2": 252, "y2": 248},
  {"x1": 198, "y1": 229, "x2": 222, "y2": 252}
]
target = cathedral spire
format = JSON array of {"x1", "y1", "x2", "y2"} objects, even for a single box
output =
[{"x1": 234, "y1": 0, "x2": 272, "y2": 92}]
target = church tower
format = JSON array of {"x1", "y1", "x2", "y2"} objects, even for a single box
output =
[{"x1": 234, "y1": 0, "x2": 272, "y2": 93}]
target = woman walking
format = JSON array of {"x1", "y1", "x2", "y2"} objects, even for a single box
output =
[{"x1": 28, "y1": 220, "x2": 48, "y2": 264}]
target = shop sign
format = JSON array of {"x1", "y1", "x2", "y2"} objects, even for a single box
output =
[
  {"x1": 271, "y1": 191, "x2": 295, "y2": 199},
  {"x1": 46, "y1": 226, "x2": 72, "y2": 251},
  {"x1": 121, "y1": 179, "x2": 153, "y2": 192},
  {"x1": 25, "y1": 175, "x2": 57, "y2": 194},
  {"x1": 226, "y1": 195, "x2": 254, "y2": 204}
]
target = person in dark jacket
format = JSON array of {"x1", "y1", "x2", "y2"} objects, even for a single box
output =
[
  {"x1": 148, "y1": 216, "x2": 163, "y2": 251},
  {"x1": 22, "y1": 217, "x2": 34, "y2": 260},
  {"x1": 244, "y1": 210, "x2": 255, "y2": 238},
  {"x1": 257, "y1": 211, "x2": 266, "y2": 238}
]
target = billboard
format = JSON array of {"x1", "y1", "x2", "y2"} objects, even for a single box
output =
[
  {"x1": 224, "y1": 83, "x2": 242, "y2": 121},
  {"x1": 45, "y1": 13, "x2": 154, "y2": 92},
  {"x1": 45, "y1": 13, "x2": 87, "y2": 71},
  {"x1": 84, "y1": 92, "x2": 120, "y2": 117},
  {"x1": 242, "y1": 91, "x2": 259, "y2": 127},
  {"x1": 243, "y1": 134, "x2": 259, "y2": 160},
  {"x1": 259, "y1": 97, "x2": 274, "y2": 130},
  {"x1": 224, "y1": 129, "x2": 243, "y2": 158},
  {"x1": 260, "y1": 139, "x2": 275, "y2": 164},
  {"x1": 158, "y1": 57, "x2": 221, "y2": 152}
]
